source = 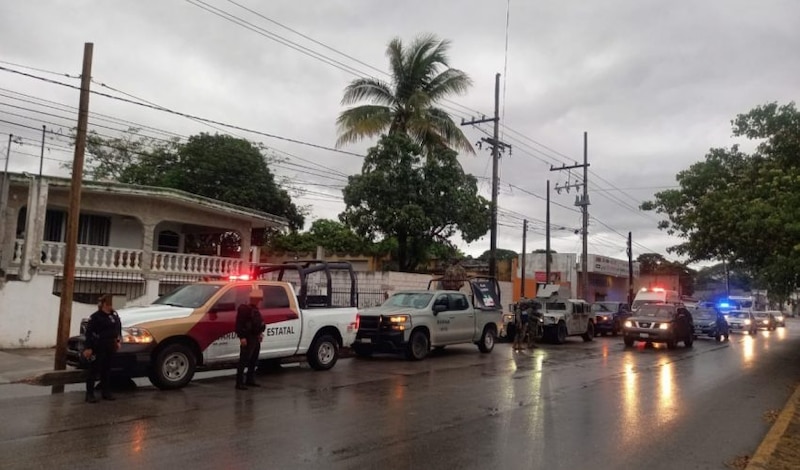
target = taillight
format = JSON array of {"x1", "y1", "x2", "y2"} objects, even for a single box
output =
[
  {"x1": 348, "y1": 314, "x2": 360, "y2": 333},
  {"x1": 355, "y1": 314, "x2": 361, "y2": 330}
]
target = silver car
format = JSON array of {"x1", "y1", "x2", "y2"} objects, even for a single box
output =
[{"x1": 725, "y1": 310, "x2": 758, "y2": 335}]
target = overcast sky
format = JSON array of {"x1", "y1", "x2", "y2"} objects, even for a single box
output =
[{"x1": 1, "y1": 0, "x2": 797, "y2": 267}]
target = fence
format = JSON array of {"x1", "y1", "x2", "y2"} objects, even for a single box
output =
[{"x1": 51, "y1": 269, "x2": 146, "y2": 304}]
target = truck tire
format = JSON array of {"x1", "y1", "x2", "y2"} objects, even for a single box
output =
[
  {"x1": 149, "y1": 342, "x2": 196, "y2": 390},
  {"x1": 405, "y1": 329, "x2": 430, "y2": 361},
  {"x1": 478, "y1": 325, "x2": 496, "y2": 353},
  {"x1": 307, "y1": 334, "x2": 339, "y2": 371},
  {"x1": 353, "y1": 344, "x2": 373, "y2": 357},
  {"x1": 684, "y1": 333, "x2": 694, "y2": 348},
  {"x1": 554, "y1": 321, "x2": 568, "y2": 344},
  {"x1": 505, "y1": 323, "x2": 516, "y2": 342},
  {"x1": 582, "y1": 322, "x2": 595, "y2": 342}
]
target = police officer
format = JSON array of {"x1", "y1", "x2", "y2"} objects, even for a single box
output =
[
  {"x1": 235, "y1": 287, "x2": 266, "y2": 390},
  {"x1": 82, "y1": 294, "x2": 122, "y2": 403}
]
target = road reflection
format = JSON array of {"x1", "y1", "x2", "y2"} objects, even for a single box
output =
[
  {"x1": 129, "y1": 419, "x2": 147, "y2": 457},
  {"x1": 741, "y1": 335, "x2": 755, "y2": 367},
  {"x1": 620, "y1": 354, "x2": 638, "y2": 445},
  {"x1": 657, "y1": 359, "x2": 676, "y2": 424}
]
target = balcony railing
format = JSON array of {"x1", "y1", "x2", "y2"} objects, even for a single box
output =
[{"x1": 10, "y1": 239, "x2": 245, "y2": 276}]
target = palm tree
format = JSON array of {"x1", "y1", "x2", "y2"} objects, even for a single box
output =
[{"x1": 336, "y1": 34, "x2": 475, "y2": 155}]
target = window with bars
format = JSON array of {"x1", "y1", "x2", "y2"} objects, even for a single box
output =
[{"x1": 16, "y1": 207, "x2": 110, "y2": 246}]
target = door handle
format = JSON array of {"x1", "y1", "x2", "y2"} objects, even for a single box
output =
[
  {"x1": 467, "y1": 314, "x2": 474, "y2": 318},
  {"x1": 448, "y1": 316, "x2": 456, "y2": 319}
]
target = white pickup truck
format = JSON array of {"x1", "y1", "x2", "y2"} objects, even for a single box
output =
[
  {"x1": 352, "y1": 277, "x2": 504, "y2": 360},
  {"x1": 67, "y1": 261, "x2": 360, "y2": 389}
]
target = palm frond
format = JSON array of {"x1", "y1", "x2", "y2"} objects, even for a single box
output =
[
  {"x1": 386, "y1": 38, "x2": 406, "y2": 92},
  {"x1": 341, "y1": 78, "x2": 396, "y2": 106},
  {"x1": 425, "y1": 107, "x2": 476, "y2": 154},
  {"x1": 335, "y1": 105, "x2": 394, "y2": 147},
  {"x1": 425, "y1": 68, "x2": 472, "y2": 102}
]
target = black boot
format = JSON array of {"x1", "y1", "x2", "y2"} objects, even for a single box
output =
[
  {"x1": 102, "y1": 391, "x2": 116, "y2": 401},
  {"x1": 235, "y1": 383, "x2": 248, "y2": 390},
  {"x1": 85, "y1": 391, "x2": 98, "y2": 403}
]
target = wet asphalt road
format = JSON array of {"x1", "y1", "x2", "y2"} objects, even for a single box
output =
[{"x1": 2, "y1": 322, "x2": 800, "y2": 470}]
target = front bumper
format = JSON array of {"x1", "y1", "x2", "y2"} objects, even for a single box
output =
[
  {"x1": 623, "y1": 328, "x2": 676, "y2": 343},
  {"x1": 353, "y1": 330, "x2": 407, "y2": 352},
  {"x1": 595, "y1": 317, "x2": 616, "y2": 332},
  {"x1": 693, "y1": 323, "x2": 718, "y2": 337},
  {"x1": 66, "y1": 334, "x2": 154, "y2": 377}
]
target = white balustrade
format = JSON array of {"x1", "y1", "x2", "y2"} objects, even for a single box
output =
[
  {"x1": 9, "y1": 240, "x2": 241, "y2": 276},
  {"x1": 38, "y1": 242, "x2": 143, "y2": 271},
  {"x1": 151, "y1": 251, "x2": 245, "y2": 276}
]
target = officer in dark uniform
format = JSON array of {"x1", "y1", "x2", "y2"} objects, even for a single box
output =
[
  {"x1": 82, "y1": 294, "x2": 122, "y2": 403},
  {"x1": 235, "y1": 287, "x2": 266, "y2": 390}
]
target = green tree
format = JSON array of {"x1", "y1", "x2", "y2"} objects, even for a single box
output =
[
  {"x1": 642, "y1": 102, "x2": 800, "y2": 295},
  {"x1": 478, "y1": 248, "x2": 518, "y2": 261},
  {"x1": 340, "y1": 134, "x2": 489, "y2": 271},
  {"x1": 80, "y1": 130, "x2": 305, "y2": 230},
  {"x1": 336, "y1": 34, "x2": 474, "y2": 155}
]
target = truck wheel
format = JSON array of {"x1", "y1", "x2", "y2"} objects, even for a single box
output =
[
  {"x1": 307, "y1": 334, "x2": 339, "y2": 370},
  {"x1": 582, "y1": 322, "x2": 595, "y2": 342},
  {"x1": 478, "y1": 326, "x2": 496, "y2": 353},
  {"x1": 149, "y1": 342, "x2": 196, "y2": 390},
  {"x1": 405, "y1": 329, "x2": 430, "y2": 361},
  {"x1": 505, "y1": 323, "x2": 516, "y2": 342},
  {"x1": 555, "y1": 321, "x2": 568, "y2": 344},
  {"x1": 353, "y1": 344, "x2": 373, "y2": 358},
  {"x1": 624, "y1": 336, "x2": 634, "y2": 347},
  {"x1": 685, "y1": 334, "x2": 694, "y2": 348}
]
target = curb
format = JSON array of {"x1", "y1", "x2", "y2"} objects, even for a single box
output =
[{"x1": 746, "y1": 383, "x2": 800, "y2": 470}]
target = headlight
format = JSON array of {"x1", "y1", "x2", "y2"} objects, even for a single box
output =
[
  {"x1": 744, "y1": 319, "x2": 752, "y2": 325},
  {"x1": 762, "y1": 320, "x2": 769, "y2": 325},
  {"x1": 122, "y1": 327, "x2": 154, "y2": 344},
  {"x1": 601, "y1": 315, "x2": 609, "y2": 321},
  {"x1": 387, "y1": 315, "x2": 411, "y2": 331},
  {"x1": 624, "y1": 321, "x2": 632, "y2": 328},
  {"x1": 659, "y1": 323, "x2": 669, "y2": 330},
  {"x1": 776, "y1": 316, "x2": 784, "y2": 321},
  {"x1": 503, "y1": 314, "x2": 514, "y2": 322}
]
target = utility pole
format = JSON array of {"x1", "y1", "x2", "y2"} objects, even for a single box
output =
[
  {"x1": 53, "y1": 43, "x2": 93, "y2": 394},
  {"x1": 551, "y1": 132, "x2": 590, "y2": 301},
  {"x1": 38, "y1": 125, "x2": 46, "y2": 179},
  {"x1": 461, "y1": 73, "x2": 511, "y2": 279},
  {"x1": 0, "y1": 134, "x2": 12, "y2": 267},
  {"x1": 546, "y1": 179, "x2": 551, "y2": 283},
  {"x1": 627, "y1": 231, "x2": 634, "y2": 308},
  {"x1": 521, "y1": 219, "x2": 527, "y2": 298}
]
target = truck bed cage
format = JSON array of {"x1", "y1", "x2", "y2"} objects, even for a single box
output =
[
  {"x1": 427, "y1": 275, "x2": 502, "y2": 311},
  {"x1": 251, "y1": 260, "x2": 358, "y2": 309}
]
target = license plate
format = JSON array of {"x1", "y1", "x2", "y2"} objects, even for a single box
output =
[
  {"x1": 359, "y1": 338, "x2": 371, "y2": 344},
  {"x1": 639, "y1": 333, "x2": 650, "y2": 338}
]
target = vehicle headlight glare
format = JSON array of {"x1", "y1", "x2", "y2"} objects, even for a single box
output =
[
  {"x1": 122, "y1": 327, "x2": 154, "y2": 344},
  {"x1": 659, "y1": 323, "x2": 669, "y2": 330},
  {"x1": 624, "y1": 321, "x2": 632, "y2": 328},
  {"x1": 744, "y1": 319, "x2": 751, "y2": 325}
]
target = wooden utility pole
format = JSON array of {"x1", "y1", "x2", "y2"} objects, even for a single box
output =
[
  {"x1": 53, "y1": 43, "x2": 93, "y2": 394},
  {"x1": 521, "y1": 219, "x2": 527, "y2": 298},
  {"x1": 550, "y1": 132, "x2": 590, "y2": 301},
  {"x1": 460, "y1": 73, "x2": 511, "y2": 279}
]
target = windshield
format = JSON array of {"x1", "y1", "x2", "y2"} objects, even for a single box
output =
[
  {"x1": 635, "y1": 306, "x2": 674, "y2": 318},
  {"x1": 592, "y1": 303, "x2": 619, "y2": 312},
  {"x1": 631, "y1": 299, "x2": 664, "y2": 310},
  {"x1": 384, "y1": 293, "x2": 433, "y2": 309},
  {"x1": 728, "y1": 312, "x2": 750, "y2": 319},
  {"x1": 755, "y1": 312, "x2": 770, "y2": 318},
  {"x1": 693, "y1": 309, "x2": 717, "y2": 320},
  {"x1": 153, "y1": 284, "x2": 222, "y2": 308}
]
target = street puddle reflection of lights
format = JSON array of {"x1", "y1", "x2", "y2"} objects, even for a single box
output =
[
  {"x1": 777, "y1": 328, "x2": 787, "y2": 340},
  {"x1": 742, "y1": 335, "x2": 755, "y2": 367},
  {"x1": 657, "y1": 359, "x2": 677, "y2": 425},
  {"x1": 129, "y1": 419, "x2": 147, "y2": 455},
  {"x1": 620, "y1": 356, "x2": 638, "y2": 444}
]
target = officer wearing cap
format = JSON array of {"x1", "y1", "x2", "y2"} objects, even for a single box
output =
[{"x1": 235, "y1": 286, "x2": 266, "y2": 390}]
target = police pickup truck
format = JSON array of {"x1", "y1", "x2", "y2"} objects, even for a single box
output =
[
  {"x1": 67, "y1": 261, "x2": 359, "y2": 389},
  {"x1": 352, "y1": 276, "x2": 503, "y2": 360}
]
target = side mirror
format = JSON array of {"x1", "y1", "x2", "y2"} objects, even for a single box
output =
[
  {"x1": 210, "y1": 302, "x2": 236, "y2": 313},
  {"x1": 433, "y1": 304, "x2": 447, "y2": 314}
]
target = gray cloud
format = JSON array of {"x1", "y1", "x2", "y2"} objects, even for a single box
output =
[{"x1": 1, "y1": 0, "x2": 797, "y2": 267}]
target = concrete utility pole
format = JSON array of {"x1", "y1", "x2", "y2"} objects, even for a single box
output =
[
  {"x1": 53, "y1": 43, "x2": 93, "y2": 394},
  {"x1": 0, "y1": 134, "x2": 12, "y2": 267},
  {"x1": 551, "y1": 132, "x2": 590, "y2": 301},
  {"x1": 546, "y1": 179, "x2": 551, "y2": 282},
  {"x1": 627, "y1": 231, "x2": 634, "y2": 308},
  {"x1": 460, "y1": 73, "x2": 511, "y2": 279},
  {"x1": 521, "y1": 219, "x2": 527, "y2": 298}
]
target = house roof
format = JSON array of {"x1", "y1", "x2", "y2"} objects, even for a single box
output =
[{"x1": 7, "y1": 173, "x2": 289, "y2": 228}]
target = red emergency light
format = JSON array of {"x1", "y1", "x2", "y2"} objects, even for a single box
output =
[{"x1": 228, "y1": 274, "x2": 251, "y2": 281}]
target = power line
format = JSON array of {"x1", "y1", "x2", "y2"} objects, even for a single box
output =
[{"x1": 0, "y1": 65, "x2": 366, "y2": 158}]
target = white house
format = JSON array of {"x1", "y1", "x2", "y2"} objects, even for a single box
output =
[{"x1": 0, "y1": 172, "x2": 288, "y2": 348}]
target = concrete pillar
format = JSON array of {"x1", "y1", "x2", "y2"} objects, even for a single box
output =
[
  {"x1": 140, "y1": 221, "x2": 157, "y2": 279},
  {"x1": 238, "y1": 224, "x2": 251, "y2": 264},
  {"x1": 19, "y1": 179, "x2": 48, "y2": 281}
]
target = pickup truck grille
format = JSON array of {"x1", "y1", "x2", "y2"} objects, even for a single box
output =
[
  {"x1": 633, "y1": 321, "x2": 668, "y2": 329},
  {"x1": 358, "y1": 315, "x2": 381, "y2": 331}
]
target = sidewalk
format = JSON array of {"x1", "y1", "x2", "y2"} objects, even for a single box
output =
[{"x1": 0, "y1": 348, "x2": 87, "y2": 399}]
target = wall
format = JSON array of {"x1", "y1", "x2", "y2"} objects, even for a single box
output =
[
  {"x1": 0, "y1": 273, "x2": 95, "y2": 348},
  {"x1": 108, "y1": 214, "x2": 144, "y2": 249}
]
